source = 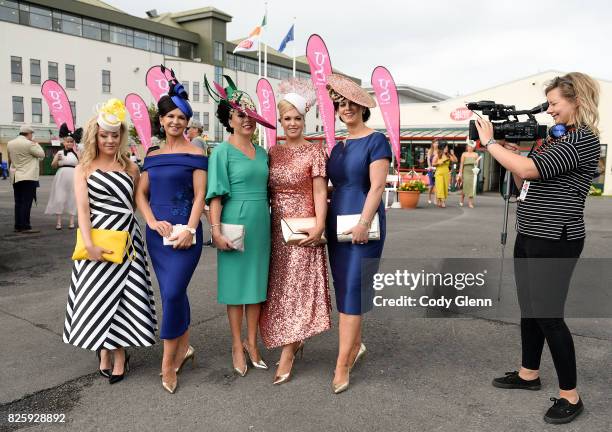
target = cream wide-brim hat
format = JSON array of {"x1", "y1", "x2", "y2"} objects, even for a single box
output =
[{"x1": 326, "y1": 74, "x2": 376, "y2": 108}]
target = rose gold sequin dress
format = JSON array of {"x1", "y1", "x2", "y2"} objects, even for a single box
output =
[{"x1": 259, "y1": 142, "x2": 332, "y2": 348}]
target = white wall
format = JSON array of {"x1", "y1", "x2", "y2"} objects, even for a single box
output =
[{"x1": 369, "y1": 71, "x2": 612, "y2": 195}]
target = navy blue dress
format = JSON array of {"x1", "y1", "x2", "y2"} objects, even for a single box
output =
[
  {"x1": 326, "y1": 132, "x2": 392, "y2": 315},
  {"x1": 142, "y1": 154, "x2": 207, "y2": 339}
]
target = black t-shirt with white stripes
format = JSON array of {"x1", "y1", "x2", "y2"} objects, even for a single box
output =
[{"x1": 516, "y1": 126, "x2": 600, "y2": 240}]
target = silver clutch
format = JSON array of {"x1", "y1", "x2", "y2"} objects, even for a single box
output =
[
  {"x1": 221, "y1": 223, "x2": 245, "y2": 252},
  {"x1": 280, "y1": 217, "x2": 327, "y2": 246},
  {"x1": 336, "y1": 214, "x2": 380, "y2": 243}
]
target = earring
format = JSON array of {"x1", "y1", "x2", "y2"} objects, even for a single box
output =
[{"x1": 160, "y1": 125, "x2": 164, "y2": 132}]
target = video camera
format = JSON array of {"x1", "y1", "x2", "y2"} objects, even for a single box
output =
[{"x1": 467, "y1": 101, "x2": 549, "y2": 142}]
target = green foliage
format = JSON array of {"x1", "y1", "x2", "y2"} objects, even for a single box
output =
[{"x1": 398, "y1": 180, "x2": 427, "y2": 193}]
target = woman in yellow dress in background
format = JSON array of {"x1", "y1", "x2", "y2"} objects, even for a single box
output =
[{"x1": 432, "y1": 142, "x2": 451, "y2": 208}]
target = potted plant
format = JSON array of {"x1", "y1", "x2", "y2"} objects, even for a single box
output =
[{"x1": 397, "y1": 180, "x2": 427, "y2": 209}]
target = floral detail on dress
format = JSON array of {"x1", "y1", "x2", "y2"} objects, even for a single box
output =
[{"x1": 171, "y1": 187, "x2": 193, "y2": 217}]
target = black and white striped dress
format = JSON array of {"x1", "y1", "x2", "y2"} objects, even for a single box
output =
[{"x1": 63, "y1": 169, "x2": 157, "y2": 350}]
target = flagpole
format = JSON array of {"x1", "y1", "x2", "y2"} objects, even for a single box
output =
[{"x1": 292, "y1": 18, "x2": 296, "y2": 78}]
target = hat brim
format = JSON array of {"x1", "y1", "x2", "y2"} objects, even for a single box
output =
[
  {"x1": 327, "y1": 74, "x2": 376, "y2": 108},
  {"x1": 229, "y1": 102, "x2": 276, "y2": 130}
]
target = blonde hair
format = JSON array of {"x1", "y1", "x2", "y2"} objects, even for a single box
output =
[
  {"x1": 80, "y1": 116, "x2": 131, "y2": 172},
  {"x1": 277, "y1": 99, "x2": 300, "y2": 118},
  {"x1": 545, "y1": 72, "x2": 600, "y2": 135}
]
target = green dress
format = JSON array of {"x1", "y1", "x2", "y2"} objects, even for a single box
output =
[
  {"x1": 205, "y1": 141, "x2": 270, "y2": 305},
  {"x1": 462, "y1": 156, "x2": 477, "y2": 198}
]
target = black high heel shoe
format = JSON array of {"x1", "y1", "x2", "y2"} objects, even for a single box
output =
[
  {"x1": 96, "y1": 349, "x2": 111, "y2": 378},
  {"x1": 109, "y1": 351, "x2": 130, "y2": 385}
]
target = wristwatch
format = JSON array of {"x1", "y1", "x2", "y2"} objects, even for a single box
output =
[
  {"x1": 184, "y1": 226, "x2": 196, "y2": 235},
  {"x1": 484, "y1": 137, "x2": 497, "y2": 147}
]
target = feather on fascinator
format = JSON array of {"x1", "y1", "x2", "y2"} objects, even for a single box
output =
[
  {"x1": 96, "y1": 98, "x2": 126, "y2": 132},
  {"x1": 59, "y1": 123, "x2": 83, "y2": 143},
  {"x1": 277, "y1": 78, "x2": 317, "y2": 115},
  {"x1": 204, "y1": 74, "x2": 275, "y2": 129},
  {"x1": 160, "y1": 64, "x2": 193, "y2": 119}
]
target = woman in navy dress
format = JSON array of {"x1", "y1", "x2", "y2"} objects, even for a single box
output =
[
  {"x1": 325, "y1": 74, "x2": 391, "y2": 394},
  {"x1": 135, "y1": 73, "x2": 207, "y2": 394}
]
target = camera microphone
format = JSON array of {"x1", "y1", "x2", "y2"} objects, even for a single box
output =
[{"x1": 530, "y1": 102, "x2": 549, "y2": 114}]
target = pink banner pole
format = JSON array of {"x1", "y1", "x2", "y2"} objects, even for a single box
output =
[
  {"x1": 41, "y1": 80, "x2": 74, "y2": 131},
  {"x1": 371, "y1": 66, "x2": 401, "y2": 172},
  {"x1": 306, "y1": 34, "x2": 335, "y2": 155},
  {"x1": 256, "y1": 78, "x2": 277, "y2": 149},
  {"x1": 145, "y1": 65, "x2": 173, "y2": 102},
  {"x1": 125, "y1": 93, "x2": 152, "y2": 152}
]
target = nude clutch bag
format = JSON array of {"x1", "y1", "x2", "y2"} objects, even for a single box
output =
[
  {"x1": 221, "y1": 223, "x2": 245, "y2": 252},
  {"x1": 281, "y1": 217, "x2": 327, "y2": 246},
  {"x1": 336, "y1": 214, "x2": 380, "y2": 243}
]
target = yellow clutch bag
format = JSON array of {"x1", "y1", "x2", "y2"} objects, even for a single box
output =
[{"x1": 72, "y1": 228, "x2": 134, "y2": 264}]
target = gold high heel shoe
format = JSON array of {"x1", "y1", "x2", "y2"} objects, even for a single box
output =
[
  {"x1": 242, "y1": 340, "x2": 268, "y2": 370},
  {"x1": 176, "y1": 345, "x2": 195, "y2": 374},
  {"x1": 349, "y1": 343, "x2": 367, "y2": 372},
  {"x1": 332, "y1": 367, "x2": 350, "y2": 394},
  {"x1": 273, "y1": 341, "x2": 305, "y2": 385},
  {"x1": 232, "y1": 347, "x2": 248, "y2": 377},
  {"x1": 158, "y1": 345, "x2": 196, "y2": 376},
  {"x1": 161, "y1": 372, "x2": 178, "y2": 394}
]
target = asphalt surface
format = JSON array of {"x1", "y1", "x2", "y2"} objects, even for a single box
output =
[{"x1": 0, "y1": 177, "x2": 610, "y2": 432}]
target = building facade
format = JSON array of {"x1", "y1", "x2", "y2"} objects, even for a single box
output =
[{"x1": 1, "y1": 0, "x2": 342, "y2": 169}]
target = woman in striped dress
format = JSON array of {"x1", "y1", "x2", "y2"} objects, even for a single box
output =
[{"x1": 63, "y1": 99, "x2": 157, "y2": 384}]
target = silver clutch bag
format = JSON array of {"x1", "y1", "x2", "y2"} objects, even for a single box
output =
[
  {"x1": 280, "y1": 217, "x2": 327, "y2": 246},
  {"x1": 336, "y1": 214, "x2": 380, "y2": 243},
  {"x1": 221, "y1": 223, "x2": 245, "y2": 252}
]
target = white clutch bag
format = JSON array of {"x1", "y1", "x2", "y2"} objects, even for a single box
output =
[
  {"x1": 221, "y1": 223, "x2": 245, "y2": 252},
  {"x1": 280, "y1": 217, "x2": 327, "y2": 246},
  {"x1": 163, "y1": 224, "x2": 197, "y2": 246},
  {"x1": 336, "y1": 214, "x2": 380, "y2": 243}
]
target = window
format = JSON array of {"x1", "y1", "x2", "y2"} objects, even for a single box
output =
[
  {"x1": 163, "y1": 38, "x2": 178, "y2": 56},
  {"x1": 182, "y1": 81, "x2": 189, "y2": 97},
  {"x1": 192, "y1": 81, "x2": 200, "y2": 102},
  {"x1": 29, "y1": 5, "x2": 51, "y2": 30},
  {"x1": 69, "y1": 101, "x2": 76, "y2": 124},
  {"x1": 11, "y1": 56, "x2": 22, "y2": 82},
  {"x1": 12, "y1": 96, "x2": 24, "y2": 122},
  {"x1": 83, "y1": 19, "x2": 101, "y2": 40},
  {"x1": 48, "y1": 61, "x2": 58, "y2": 81},
  {"x1": 30, "y1": 59, "x2": 40, "y2": 84},
  {"x1": 178, "y1": 41, "x2": 193, "y2": 59},
  {"x1": 32, "y1": 98, "x2": 42, "y2": 123},
  {"x1": 0, "y1": 0, "x2": 18, "y2": 23},
  {"x1": 214, "y1": 66, "x2": 223, "y2": 87},
  {"x1": 214, "y1": 42, "x2": 224, "y2": 62},
  {"x1": 110, "y1": 25, "x2": 127, "y2": 45},
  {"x1": 193, "y1": 111, "x2": 200, "y2": 122},
  {"x1": 202, "y1": 112, "x2": 210, "y2": 131},
  {"x1": 18, "y1": 2, "x2": 27, "y2": 25},
  {"x1": 102, "y1": 70, "x2": 111, "y2": 93},
  {"x1": 61, "y1": 13, "x2": 81, "y2": 36},
  {"x1": 149, "y1": 34, "x2": 162, "y2": 53},
  {"x1": 215, "y1": 119, "x2": 223, "y2": 141},
  {"x1": 100, "y1": 22, "x2": 110, "y2": 42},
  {"x1": 65, "y1": 64, "x2": 75, "y2": 88},
  {"x1": 202, "y1": 91, "x2": 209, "y2": 103},
  {"x1": 134, "y1": 30, "x2": 148, "y2": 50}
]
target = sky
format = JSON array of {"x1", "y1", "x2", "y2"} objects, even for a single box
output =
[{"x1": 105, "y1": 0, "x2": 612, "y2": 97}]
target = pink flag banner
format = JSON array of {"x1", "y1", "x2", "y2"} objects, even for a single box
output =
[
  {"x1": 256, "y1": 78, "x2": 277, "y2": 148},
  {"x1": 125, "y1": 93, "x2": 152, "y2": 151},
  {"x1": 306, "y1": 34, "x2": 335, "y2": 154},
  {"x1": 145, "y1": 65, "x2": 173, "y2": 102},
  {"x1": 371, "y1": 66, "x2": 401, "y2": 171},
  {"x1": 41, "y1": 80, "x2": 74, "y2": 131}
]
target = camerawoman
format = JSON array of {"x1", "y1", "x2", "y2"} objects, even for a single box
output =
[{"x1": 473, "y1": 72, "x2": 600, "y2": 425}]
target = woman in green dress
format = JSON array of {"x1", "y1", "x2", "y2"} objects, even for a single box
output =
[
  {"x1": 205, "y1": 76, "x2": 276, "y2": 377},
  {"x1": 458, "y1": 141, "x2": 482, "y2": 208}
]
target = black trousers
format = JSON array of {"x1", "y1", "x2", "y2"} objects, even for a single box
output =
[
  {"x1": 13, "y1": 180, "x2": 38, "y2": 231},
  {"x1": 513, "y1": 229, "x2": 584, "y2": 390}
]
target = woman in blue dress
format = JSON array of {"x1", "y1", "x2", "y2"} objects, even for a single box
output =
[
  {"x1": 135, "y1": 72, "x2": 207, "y2": 394},
  {"x1": 325, "y1": 74, "x2": 391, "y2": 394}
]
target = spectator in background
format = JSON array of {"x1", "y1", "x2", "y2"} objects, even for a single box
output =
[
  {"x1": 187, "y1": 119, "x2": 208, "y2": 154},
  {"x1": 7, "y1": 125, "x2": 45, "y2": 233}
]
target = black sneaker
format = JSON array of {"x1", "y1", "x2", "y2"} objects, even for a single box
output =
[
  {"x1": 544, "y1": 397, "x2": 584, "y2": 424},
  {"x1": 492, "y1": 371, "x2": 541, "y2": 390}
]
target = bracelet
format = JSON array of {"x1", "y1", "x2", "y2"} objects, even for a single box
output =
[
  {"x1": 209, "y1": 223, "x2": 220, "y2": 233},
  {"x1": 484, "y1": 137, "x2": 497, "y2": 147},
  {"x1": 358, "y1": 218, "x2": 370, "y2": 227}
]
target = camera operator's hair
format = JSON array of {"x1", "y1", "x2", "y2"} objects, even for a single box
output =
[{"x1": 545, "y1": 72, "x2": 600, "y2": 136}]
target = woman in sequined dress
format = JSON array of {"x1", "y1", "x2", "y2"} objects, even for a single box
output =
[{"x1": 259, "y1": 86, "x2": 331, "y2": 385}]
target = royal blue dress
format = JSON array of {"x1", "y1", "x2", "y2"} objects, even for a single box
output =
[
  {"x1": 326, "y1": 132, "x2": 392, "y2": 315},
  {"x1": 142, "y1": 153, "x2": 207, "y2": 339}
]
